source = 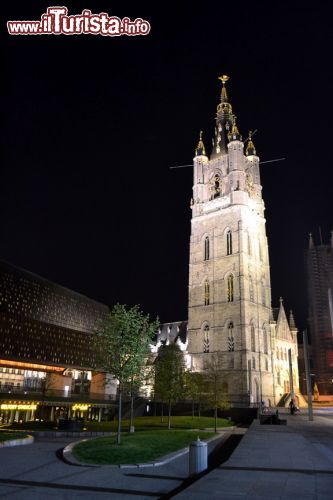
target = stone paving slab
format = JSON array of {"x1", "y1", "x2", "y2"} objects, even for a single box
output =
[{"x1": 173, "y1": 411, "x2": 333, "y2": 499}]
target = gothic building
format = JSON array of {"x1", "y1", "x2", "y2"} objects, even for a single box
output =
[{"x1": 157, "y1": 76, "x2": 299, "y2": 406}]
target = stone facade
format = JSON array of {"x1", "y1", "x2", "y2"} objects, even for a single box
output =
[
  {"x1": 157, "y1": 76, "x2": 299, "y2": 407},
  {"x1": 186, "y1": 77, "x2": 299, "y2": 406}
]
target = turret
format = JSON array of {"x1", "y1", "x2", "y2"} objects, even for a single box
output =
[
  {"x1": 245, "y1": 130, "x2": 256, "y2": 157},
  {"x1": 192, "y1": 131, "x2": 208, "y2": 214}
]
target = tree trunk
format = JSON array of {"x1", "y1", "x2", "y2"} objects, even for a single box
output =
[
  {"x1": 192, "y1": 399, "x2": 194, "y2": 419},
  {"x1": 168, "y1": 400, "x2": 172, "y2": 430},
  {"x1": 129, "y1": 393, "x2": 134, "y2": 432},
  {"x1": 117, "y1": 387, "x2": 122, "y2": 445},
  {"x1": 198, "y1": 402, "x2": 201, "y2": 418},
  {"x1": 161, "y1": 402, "x2": 164, "y2": 423}
]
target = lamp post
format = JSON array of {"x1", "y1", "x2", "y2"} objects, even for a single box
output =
[{"x1": 288, "y1": 348, "x2": 294, "y2": 401}]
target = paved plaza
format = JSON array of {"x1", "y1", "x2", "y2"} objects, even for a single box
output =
[
  {"x1": 0, "y1": 410, "x2": 333, "y2": 499},
  {"x1": 174, "y1": 410, "x2": 333, "y2": 500}
]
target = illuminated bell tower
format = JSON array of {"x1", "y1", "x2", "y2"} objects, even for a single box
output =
[{"x1": 188, "y1": 76, "x2": 274, "y2": 405}]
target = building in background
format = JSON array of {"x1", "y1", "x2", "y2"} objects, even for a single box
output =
[
  {"x1": 305, "y1": 232, "x2": 333, "y2": 394},
  {"x1": 0, "y1": 260, "x2": 117, "y2": 424}
]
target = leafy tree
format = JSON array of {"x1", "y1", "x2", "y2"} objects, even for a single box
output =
[
  {"x1": 95, "y1": 304, "x2": 159, "y2": 444},
  {"x1": 204, "y1": 353, "x2": 230, "y2": 432},
  {"x1": 154, "y1": 343, "x2": 185, "y2": 430},
  {"x1": 184, "y1": 371, "x2": 206, "y2": 418}
]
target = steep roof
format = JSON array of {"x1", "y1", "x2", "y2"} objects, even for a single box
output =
[{"x1": 275, "y1": 299, "x2": 294, "y2": 341}]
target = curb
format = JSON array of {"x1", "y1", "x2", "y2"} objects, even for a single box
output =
[
  {"x1": 62, "y1": 430, "x2": 233, "y2": 468},
  {"x1": 0, "y1": 435, "x2": 34, "y2": 448}
]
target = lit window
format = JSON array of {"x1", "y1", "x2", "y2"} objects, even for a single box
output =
[
  {"x1": 264, "y1": 329, "x2": 268, "y2": 354},
  {"x1": 204, "y1": 281, "x2": 210, "y2": 305},
  {"x1": 204, "y1": 237, "x2": 210, "y2": 261},
  {"x1": 227, "y1": 230, "x2": 232, "y2": 255},
  {"x1": 228, "y1": 321, "x2": 234, "y2": 351},
  {"x1": 213, "y1": 174, "x2": 221, "y2": 199},
  {"x1": 249, "y1": 276, "x2": 254, "y2": 302},
  {"x1": 262, "y1": 281, "x2": 266, "y2": 306},
  {"x1": 203, "y1": 325, "x2": 210, "y2": 353},
  {"x1": 251, "y1": 325, "x2": 255, "y2": 352},
  {"x1": 227, "y1": 275, "x2": 234, "y2": 302}
]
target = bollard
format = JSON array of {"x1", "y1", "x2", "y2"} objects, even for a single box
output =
[{"x1": 189, "y1": 437, "x2": 208, "y2": 476}]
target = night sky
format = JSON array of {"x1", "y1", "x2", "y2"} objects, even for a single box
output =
[{"x1": 1, "y1": 2, "x2": 332, "y2": 329}]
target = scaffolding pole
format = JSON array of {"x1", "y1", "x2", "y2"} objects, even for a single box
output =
[{"x1": 303, "y1": 329, "x2": 314, "y2": 421}]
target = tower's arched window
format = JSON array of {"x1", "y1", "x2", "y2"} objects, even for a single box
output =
[
  {"x1": 262, "y1": 281, "x2": 266, "y2": 306},
  {"x1": 213, "y1": 174, "x2": 221, "y2": 199},
  {"x1": 204, "y1": 237, "x2": 210, "y2": 261},
  {"x1": 227, "y1": 275, "x2": 234, "y2": 302},
  {"x1": 248, "y1": 233, "x2": 252, "y2": 256},
  {"x1": 265, "y1": 358, "x2": 269, "y2": 371},
  {"x1": 204, "y1": 280, "x2": 210, "y2": 305},
  {"x1": 263, "y1": 329, "x2": 268, "y2": 354},
  {"x1": 227, "y1": 230, "x2": 232, "y2": 255},
  {"x1": 249, "y1": 275, "x2": 254, "y2": 302},
  {"x1": 228, "y1": 321, "x2": 234, "y2": 351},
  {"x1": 203, "y1": 325, "x2": 210, "y2": 353},
  {"x1": 252, "y1": 357, "x2": 256, "y2": 369},
  {"x1": 251, "y1": 325, "x2": 256, "y2": 352}
]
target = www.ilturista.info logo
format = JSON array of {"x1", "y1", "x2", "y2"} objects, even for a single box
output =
[{"x1": 7, "y1": 6, "x2": 151, "y2": 36}]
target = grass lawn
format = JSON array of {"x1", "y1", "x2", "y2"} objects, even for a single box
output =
[
  {"x1": 0, "y1": 431, "x2": 29, "y2": 442},
  {"x1": 86, "y1": 415, "x2": 233, "y2": 432},
  {"x1": 73, "y1": 429, "x2": 215, "y2": 465}
]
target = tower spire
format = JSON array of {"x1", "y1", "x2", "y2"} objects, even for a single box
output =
[
  {"x1": 195, "y1": 130, "x2": 206, "y2": 156},
  {"x1": 289, "y1": 310, "x2": 296, "y2": 329},
  {"x1": 246, "y1": 130, "x2": 256, "y2": 156},
  {"x1": 309, "y1": 232, "x2": 314, "y2": 249},
  {"x1": 211, "y1": 74, "x2": 234, "y2": 158},
  {"x1": 219, "y1": 75, "x2": 229, "y2": 103},
  {"x1": 216, "y1": 75, "x2": 232, "y2": 117}
]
